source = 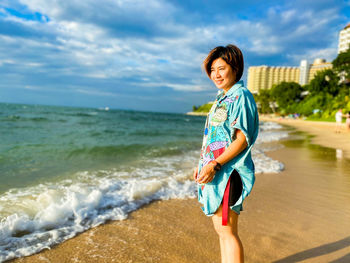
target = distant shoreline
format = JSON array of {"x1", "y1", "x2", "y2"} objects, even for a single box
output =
[{"x1": 186, "y1": 111, "x2": 207, "y2": 116}]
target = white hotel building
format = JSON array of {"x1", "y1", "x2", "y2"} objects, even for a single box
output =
[{"x1": 338, "y1": 23, "x2": 350, "y2": 54}]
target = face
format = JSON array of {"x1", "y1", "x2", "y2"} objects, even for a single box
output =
[{"x1": 210, "y1": 57, "x2": 236, "y2": 93}]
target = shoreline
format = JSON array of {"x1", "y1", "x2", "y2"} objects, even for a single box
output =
[
  {"x1": 260, "y1": 115, "x2": 350, "y2": 158},
  {"x1": 11, "y1": 121, "x2": 350, "y2": 263},
  {"x1": 185, "y1": 111, "x2": 207, "y2": 116}
]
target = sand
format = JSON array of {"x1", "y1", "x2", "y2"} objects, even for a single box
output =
[{"x1": 11, "y1": 121, "x2": 350, "y2": 263}]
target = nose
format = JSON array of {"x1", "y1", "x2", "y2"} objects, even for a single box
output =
[{"x1": 215, "y1": 69, "x2": 221, "y2": 79}]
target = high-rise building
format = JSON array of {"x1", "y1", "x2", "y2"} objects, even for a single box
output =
[
  {"x1": 308, "y1": 58, "x2": 332, "y2": 81},
  {"x1": 299, "y1": 60, "x2": 310, "y2": 85},
  {"x1": 338, "y1": 23, "x2": 350, "y2": 54},
  {"x1": 247, "y1": 65, "x2": 299, "y2": 93},
  {"x1": 247, "y1": 59, "x2": 332, "y2": 93}
]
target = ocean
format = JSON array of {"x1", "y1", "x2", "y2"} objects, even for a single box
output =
[{"x1": 0, "y1": 102, "x2": 288, "y2": 262}]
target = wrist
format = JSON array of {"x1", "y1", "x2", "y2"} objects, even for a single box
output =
[{"x1": 209, "y1": 160, "x2": 222, "y2": 171}]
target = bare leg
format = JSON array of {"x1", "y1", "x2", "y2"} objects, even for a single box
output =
[
  {"x1": 335, "y1": 123, "x2": 342, "y2": 133},
  {"x1": 219, "y1": 236, "x2": 227, "y2": 263},
  {"x1": 212, "y1": 204, "x2": 244, "y2": 263}
]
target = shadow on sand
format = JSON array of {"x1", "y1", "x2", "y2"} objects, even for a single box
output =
[{"x1": 273, "y1": 236, "x2": 350, "y2": 263}]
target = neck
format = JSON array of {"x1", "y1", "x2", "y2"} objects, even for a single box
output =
[{"x1": 222, "y1": 81, "x2": 238, "y2": 94}]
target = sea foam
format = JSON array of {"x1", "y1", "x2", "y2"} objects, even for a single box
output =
[
  {"x1": 0, "y1": 170, "x2": 196, "y2": 261},
  {"x1": 252, "y1": 121, "x2": 287, "y2": 174}
]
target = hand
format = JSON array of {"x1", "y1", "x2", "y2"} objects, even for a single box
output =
[
  {"x1": 193, "y1": 167, "x2": 198, "y2": 181},
  {"x1": 196, "y1": 163, "x2": 216, "y2": 184}
]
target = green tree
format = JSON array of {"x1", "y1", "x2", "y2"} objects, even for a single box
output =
[
  {"x1": 298, "y1": 93, "x2": 331, "y2": 116},
  {"x1": 195, "y1": 103, "x2": 213, "y2": 112},
  {"x1": 332, "y1": 48, "x2": 350, "y2": 80},
  {"x1": 255, "y1": 89, "x2": 273, "y2": 114},
  {"x1": 269, "y1": 81, "x2": 304, "y2": 111},
  {"x1": 308, "y1": 69, "x2": 339, "y2": 96}
]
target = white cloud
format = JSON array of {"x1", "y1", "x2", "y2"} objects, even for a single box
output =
[
  {"x1": 287, "y1": 47, "x2": 338, "y2": 64},
  {"x1": 138, "y1": 82, "x2": 207, "y2": 92},
  {"x1": 23, "y1": 85, "x2": 42, "y2": 90}
]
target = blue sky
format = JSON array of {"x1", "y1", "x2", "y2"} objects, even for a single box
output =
[{"x1": 0, "y1": 0, "x2": 349, "y2": 113}]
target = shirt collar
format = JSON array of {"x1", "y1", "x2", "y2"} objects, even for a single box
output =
[{"x1": 216, "y1": 80, "x2": 244, "y2": 102}]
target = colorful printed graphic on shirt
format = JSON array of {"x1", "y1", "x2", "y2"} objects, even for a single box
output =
[
  {"x1": 210, "y1": 104, "x2": 227, "y2": 126},
  {"x1": 208, "y1": 141, "x2": 227, "y2": 158},
  {"x1": 204, "y1": 140, "x2": 227, "y2": 160},
  {"x1": 224, "y1": 97, "x2": 234, "y2": 103}
]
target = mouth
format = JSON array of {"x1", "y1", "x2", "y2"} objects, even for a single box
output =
[{"x1": 215, "y1": 79, "x2": 224, "y2": 85}]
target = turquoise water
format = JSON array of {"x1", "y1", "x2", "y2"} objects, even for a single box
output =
[{"x1": 0, "y1": 103, "x2": 204, "y2": 194}]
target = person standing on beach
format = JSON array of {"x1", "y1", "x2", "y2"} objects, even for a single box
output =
[
  {"x1": 193, "y1": 45, "x2": 259, "y2": 263},
  {"x1": 335, "y1": 109, "x2": 343, "y2": 133}
]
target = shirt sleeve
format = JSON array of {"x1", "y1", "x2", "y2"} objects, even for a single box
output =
[{"x1": 228, "y1": 91, "x2": 259, "y2": 147}]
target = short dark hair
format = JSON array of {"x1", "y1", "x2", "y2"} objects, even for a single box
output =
[{"x1": 203, "y1": 44, "x2": 244, "y2": 82}]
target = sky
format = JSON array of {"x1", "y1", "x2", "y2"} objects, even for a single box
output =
[{"x1": 0, "y1": 0, "x2": 349, "y2": 113}]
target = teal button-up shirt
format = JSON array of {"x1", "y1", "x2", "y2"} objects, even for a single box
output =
[{"x1": 197, "y1": 80, "x2": 259, "y2": 216}]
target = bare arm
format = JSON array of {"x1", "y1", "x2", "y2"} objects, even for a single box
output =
[
  {"x1": 196, "y1": 129, "x2": 248, "y2": 184},
  {"x1": 215, "y1": 129, "x2": 248, "y2": 166}
]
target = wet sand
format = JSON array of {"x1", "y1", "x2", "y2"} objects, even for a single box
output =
[
  {"x1": 260, "y1": 116, "x2": 350, "y2": 158},
  {"x1": 12, "y1": 128, "x2": 350, "y2": 262}
]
